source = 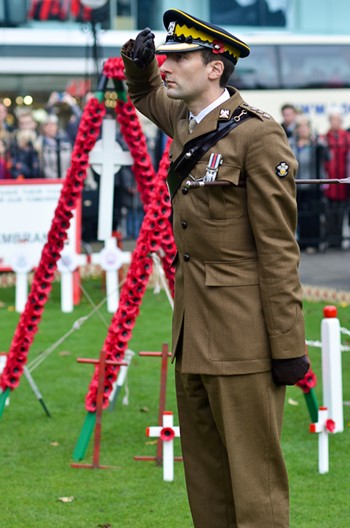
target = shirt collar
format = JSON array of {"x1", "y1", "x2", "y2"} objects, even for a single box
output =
[{"x1": 189, "y1": 88, "x2": 230, "y2": 124}]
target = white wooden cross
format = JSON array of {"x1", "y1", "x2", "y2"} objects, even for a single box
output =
[
  {"x1": 89, "y1": 119, "x2": 133, "y2": 241},
  {"x1": 108, "y1": 348, "x2": 135, "y2": 409},
  {"x1": 57, "y1": 247, "x2": 88, "y2": 313},
  {"x1": 91, "y1": 237, "x2": 131, "y2": 313},
  {"x1": 146, "y1": 411, "x2": 180, "y2": 481},
  {"x1": 10, "y1": 252, "x2": 35, "y2": 313}
]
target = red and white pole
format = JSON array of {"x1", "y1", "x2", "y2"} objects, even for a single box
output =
[
  {"x1": 310, "y1": 406, "x2": 335, "y2": 474},
  {"x1": 321, "y1": 305, "x2": 344, "y2": 433}
]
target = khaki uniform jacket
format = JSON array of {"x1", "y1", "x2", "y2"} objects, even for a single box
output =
[{"x1": 122, "y1": 55, "x2": 306, "y2": 375}]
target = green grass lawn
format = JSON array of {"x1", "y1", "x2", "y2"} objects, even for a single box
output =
[{"x1": 0, "y1": 278, "x2": 349, "y2": 528}]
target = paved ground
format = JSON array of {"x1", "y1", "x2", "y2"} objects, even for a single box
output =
[
  {"x1": 299, "y1": 248, "x2": 350, "y2": 291},
  {"x1": 91, "y1": 240, "x2": 350, "y2": 292}
]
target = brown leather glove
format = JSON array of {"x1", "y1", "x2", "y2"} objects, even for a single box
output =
[
  {"x1": 131, "y1": 28, "x2": 155, "y2": 69},
  {"x1": 271, "y1": 355, "x2": 310, "y2": 386}
]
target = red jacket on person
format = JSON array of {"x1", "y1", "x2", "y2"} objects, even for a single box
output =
[{"x1": 324, "y1": 128, "x2": 350, "y2": 201}]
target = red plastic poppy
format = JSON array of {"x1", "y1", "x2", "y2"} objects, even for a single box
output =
[{"x1": 212, "y1": 40, "x2": 226, "y2": 55}]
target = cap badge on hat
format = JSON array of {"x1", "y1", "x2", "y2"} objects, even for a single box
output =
[{"x1": 167, "y1": 21, "x2": 176, "y2": 35}]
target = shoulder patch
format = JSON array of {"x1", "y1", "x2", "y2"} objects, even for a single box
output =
[{"x1": 276, "y1": 161, "x2": 289, "y2": 178}]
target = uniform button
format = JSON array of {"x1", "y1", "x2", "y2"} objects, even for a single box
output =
[
  {"x1": 183, "y1": 253, "x2": 190, "y2": 262},
  {"x1": 182, "y1": 187, "x2": 189, "y2": 195},
  {"x1": 181, "y1": 221, "x2": 188, "y2": 229}
]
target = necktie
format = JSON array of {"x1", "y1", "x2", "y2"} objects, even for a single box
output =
[{"x1": 188, "y1": 117, "x2": 197, "y2": 134}]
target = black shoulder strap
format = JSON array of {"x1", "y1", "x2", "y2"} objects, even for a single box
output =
[{"x1": 167, "y1": 106, "x2": 254, "y2": 200}]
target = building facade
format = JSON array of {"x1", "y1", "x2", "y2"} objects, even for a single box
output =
[{"x1": 1, "y1": 0, "x2": 350, "y2": 130}]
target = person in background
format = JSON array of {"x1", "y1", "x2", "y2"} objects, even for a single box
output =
[
  {"x1": 35, "y1": 114, "x2": 72, "y2": 179},
  {"x1": 0, "y1": 101, "x2": 13, "y2": 140},
  {"x1": 46, "y1": 90, "x2": 84, "y2": 144},
  {"x1": 120, "y1": 167, "x2": 144, "y2": 240},
  {"x1": 322, "y1": 107, "x2": 350, "y2": 248},
  {"x1": 122, "y1": 9, "x2": 308, "y2": 527},
  {"x1": 289, "y1": 115, "x2": 329, "y2": 253},
  {"x1": 280, "y1": 103, "x2": 299, "y2": 138},
  {"x1": 14, "y1": 108, "x2": 39, "y2": 134},
  {"x1": 0, "y1": 138, "x2": 11, "y2": 179},
  {"x1": 9, "y1": 129, "x2": 40, "y2": 180}
]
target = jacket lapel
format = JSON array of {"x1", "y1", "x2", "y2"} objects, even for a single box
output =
[
  {"x1": 187, "y1": 88, "x2": 245, "y2": 139},
  {"x1": 175, "y1": 88, "x2": 245, "y2": 148}
]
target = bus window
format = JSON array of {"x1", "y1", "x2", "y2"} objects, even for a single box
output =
[
  {"x1": 233, "y1": 45, "x2": 280, "y2": 89},
  {"x1": 280, "y1": 45, "x2": 350, "y2": 89}
]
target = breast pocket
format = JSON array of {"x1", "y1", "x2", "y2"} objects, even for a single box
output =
[{"x1": 190, "y1": 162, "x2": 246, "y2": 220}]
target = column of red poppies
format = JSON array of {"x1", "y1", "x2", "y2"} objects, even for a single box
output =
[
  {"x1": 111, "y1": 66, "x2": 175, "y2": 293},
  {"x1": 115, "y1": 98, "x2": 155, "y2": 208},
  {"x1": 85, "y1": 141, "x2": 175, "y2": 412},
  {"x1": 102, "y1": 58, "x2": 124, "y2": 85},
  {"x1": 0, "y1": 97, "x2": 105, "y2": 392},
  {"x1": 103, "y1": 56, "x2": 167, "y2": 209},
  {"x1": 155, "y1": 140, "x2": 176, "y2": 295}
]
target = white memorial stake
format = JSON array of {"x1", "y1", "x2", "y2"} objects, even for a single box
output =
[
  {"x1": 89, "y1": 119, "x2": 133, "y2": 241},
  {"x1": 108, "y1": 349, "x2": 135, "y2": 410},
  {"x1": 146, "y1": 411, "x2": 180, "y2": 482},
  {"x1": 321, "y1": 305, "x2": 344, "y2": 433},
  {"x1": 10, "y1": 253, "x2": 35, "y2": 313},
  {"x1": 310, "y1": 406, "x2": 335, "y2": 474},
  {"x1": 151, "y1": 253, "x2": 174, "y2": 310},
  {"x1": 57, "y1": 248, "x2": 87, "y2": 313},
  {"x1": 91, "y1": 238, "x2": 131, "y2": 313}
]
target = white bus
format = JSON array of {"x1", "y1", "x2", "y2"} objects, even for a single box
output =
[
  {"x1": 234, "y1": 34, "x2": 350, "y2": 133},
  {"x1": 1, "y1": 30, "x2": 350, "y2": 132}
]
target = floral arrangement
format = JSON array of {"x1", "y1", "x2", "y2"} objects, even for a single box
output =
[
  {"x1": 0, "y1": 57, "x2": 176, "y2": 413},
  {"x1": 0, "y1": 95, "x2": 105, "y2": 391}
]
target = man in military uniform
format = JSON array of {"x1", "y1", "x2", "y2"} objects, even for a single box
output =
[{"x1": 122, "y1": 9, "x2": 309, "y2": 528}]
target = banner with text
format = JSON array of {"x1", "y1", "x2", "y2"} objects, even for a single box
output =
[{"x1": 0, "y1": 179, "x2": 80, "y2": 272}]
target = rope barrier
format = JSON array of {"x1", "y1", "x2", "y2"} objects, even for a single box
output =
[
  {"x1": 26, "y1": 257, "x2": 174, "y2": 374},
  {"x1": 27, "y1": 276, "x2": 128, "y2": 373},
  {"x1": 306, "y1": 339, "x2": 350, "y2": 352},
  {"x1": 306, "y1": 323, "x2": 350, "y2": 352}
]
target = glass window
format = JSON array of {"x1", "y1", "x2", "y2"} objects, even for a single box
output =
[
  {"x1": 210, "y1": 0, "x2": 288, "y2": 28},
  {"x1": 232, "y1": 45, "x2": 280, "y2": 89},
  {"x1": 280, "y1": 45, "x2": 350, "y2": 89}
]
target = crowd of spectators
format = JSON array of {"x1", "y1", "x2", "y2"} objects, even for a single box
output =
[
  {"x1": 1, "y1": 95, "x2": 350, "y2": 248},
  {"x1": 0, "y1": 93, "x2": 76, "y2": 180},
  {"x1": 280, "y1": 103, "x2": 350, "y2": 252},
  {"x1": 0, "y1": 93, "x2": 146, "y2": 242}
]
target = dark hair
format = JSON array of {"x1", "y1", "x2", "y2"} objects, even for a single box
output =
[
  {"x1": 281, "y1": 103, "x2": 297, "y2": 113},
  {"x1": 200, "y1": 49, "x2": 235, "y2": 88}
]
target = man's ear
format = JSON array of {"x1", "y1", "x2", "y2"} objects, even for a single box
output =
[{"x1": 208, "y1": 60, "x2": 224, "y2": 81}]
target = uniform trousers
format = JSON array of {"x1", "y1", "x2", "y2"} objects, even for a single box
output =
[{"x1": 175, "y1": 369, "x2": 289, "y2": 528}]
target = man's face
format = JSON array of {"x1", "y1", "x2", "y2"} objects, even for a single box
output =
[
  {"x1": 0, "y1": 104, "x2": 7, "y2": 121},
  {"x1": 43, "y1": 121, "x2": 58, "y2": 138},
  {"x1": 18, "y1": 114, "x2": 36, "y2": 131},
  {"x1": 329, "y1": 114, "x2": 343, "y2": 131},
  {"x1": 159, "y1": 51, "x2": 213, "y2": 104},
  {"x1": 282, "y1": 107, "x2": 297, "y2": 126}
]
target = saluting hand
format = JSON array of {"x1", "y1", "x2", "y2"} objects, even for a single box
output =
[{"x1": 131, "y1": 28, "x2": 155, "y2": 69}]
